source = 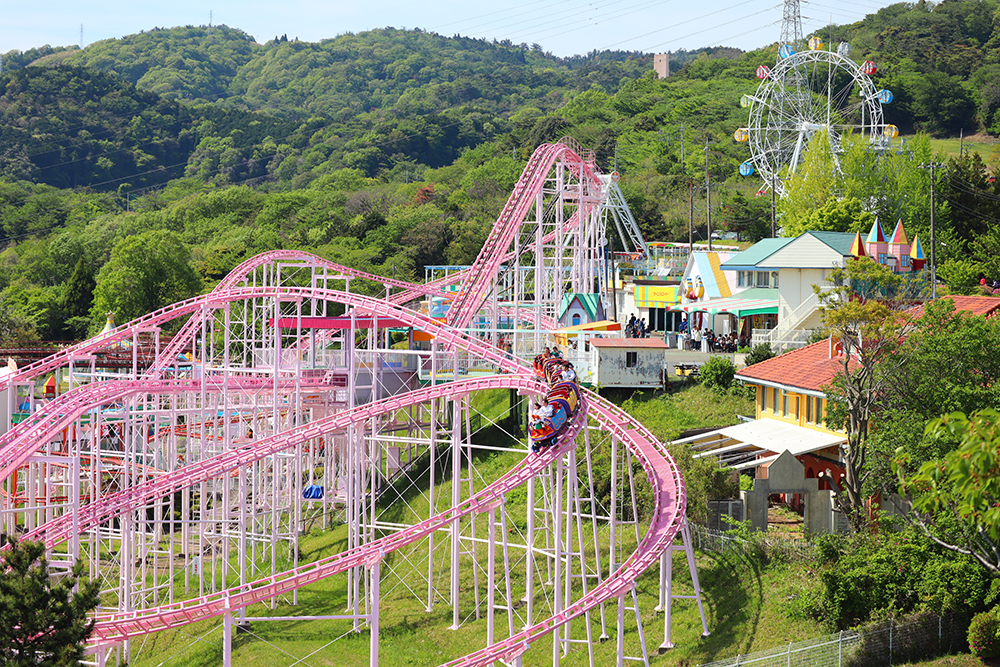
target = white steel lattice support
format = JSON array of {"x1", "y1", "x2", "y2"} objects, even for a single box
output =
[
  {"x1": 369, "y1": 556, "x2": 381, "y2": 667},
  {"x1": 451, "y1": 396, "x2": 462, "y2": 629},
  {"x1": 0, "y1": 139, "x2": 707, "y2": 666},
  {"x1": 659, "y1": 521, "x2": 711, "y2": 650}
]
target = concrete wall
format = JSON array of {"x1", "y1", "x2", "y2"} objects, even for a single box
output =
[
  {"x1": 741, "y1": 450, "x2": 845, "y2": 535},
  {"x1": 592, "y1": 348, "x2": 665, "y2": 388}
]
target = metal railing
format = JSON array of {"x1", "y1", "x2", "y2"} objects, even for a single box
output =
[
  {"x1": 698, "y1": 613, "x2": 968, "y2": 667},
  {"x1": 689, "y1": 523, "x2": 815, "y2": 561}
]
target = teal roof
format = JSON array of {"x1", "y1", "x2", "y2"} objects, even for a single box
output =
[
  {"x1": 560, "y1": 293, "x2": 602, "y2": 321},
  {"x1": 720, "y1": 238, "x2": 794, "y2": 270},
  {"x1": 805, "y1": 231, "x2": 857, "y2": 255}
]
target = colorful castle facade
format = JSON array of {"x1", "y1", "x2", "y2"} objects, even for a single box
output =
[{"x1": 847, "y1": 218, "x2": 926, "y2": 272}]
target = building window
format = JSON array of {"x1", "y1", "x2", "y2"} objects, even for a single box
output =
[
  {"x1": 878, "y1": 253, "x2": 886, "y2": 264},
  {"x1": 901, "y1": 254, "x2": 910, "y2": 267},
  {"x1": 626, "y1": 351, "x2": 638, "y2": 368},
  {"x1": 761, "y1": 386, "x2": 767, "y2": 412},
  {"x1": 815, "y1": 397, "x2": 824, "y2": 423},
  {"x1": 772, "y1": 388, "x2": 779, "y2": 414},
  {"x1": 806, "y1": 395, "x2": 812, "y2": 423},
  {"x1": 572, "y1": 313, "x2": 581, "y2": 326},
  {"x1": 782, "y1": 392, "x2": 789, "y2": 417},
  {"x1": 757, "y1": 271, "x2": 770, "y2": 288},
  {"x1": 771, "y1": 271, "x2": 779, "y2": 288},
  {"x1": 737, "y1": 271, "x2": 747, "y2": 287}
]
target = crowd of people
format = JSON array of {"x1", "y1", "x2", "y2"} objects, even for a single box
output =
[
  {"x1": 625, "y1": 314, "x2": 648, "y2": 338},
  {"x1": 679, "y1": 324, "x2": 745, "y2": 353}
]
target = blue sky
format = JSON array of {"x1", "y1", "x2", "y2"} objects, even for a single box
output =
[{"x1": 4, "y1": 0, "x2": 892, "y2": 58}]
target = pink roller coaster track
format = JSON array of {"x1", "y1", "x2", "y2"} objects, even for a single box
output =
[{"x1": 0, "y1": 141, "x2": 703, "y2": 666}]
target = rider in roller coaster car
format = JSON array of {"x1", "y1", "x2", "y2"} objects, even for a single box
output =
[{"x1": 529, "y1": 359, "x2": 580, "y2": 453}]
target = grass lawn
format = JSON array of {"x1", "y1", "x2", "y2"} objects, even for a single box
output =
[
  {"x1": 113, "y1": 383, "x2": 972, "y2": 666},
  {"x1": 918, "y1": 133, "x2": 999, "y2": 162}
]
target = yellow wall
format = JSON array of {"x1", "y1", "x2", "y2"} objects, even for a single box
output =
[{"x1": 755, "y1": 385, "x2": 839, "y2": 434}]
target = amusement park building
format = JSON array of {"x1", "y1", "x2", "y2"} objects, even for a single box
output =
[
  {"x1": 723, "y1": 219, "x2": 927, "y2": 351},
  {"x1": 587, "y1": 337, "x2": 670, "y2": 389},
  {"x1": 680, "y1": 294, "x2": 1000, "y2": 533}
]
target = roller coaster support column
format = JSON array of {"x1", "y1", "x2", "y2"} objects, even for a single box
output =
[
  {"x1": 450, "y1": 395, "x2": 462, "y2": 629},
  {"x1": 569, "y1": 445, "x2": 597, "y2": 665},
  {"x1": 524, "y1": 468, "x2": 536, "y2": 628},
  {"x1": 369, "y1": 555, "x2": 382, "y2": 667},
  {"x1": 487, "y1": 501, "x2": 497, "y2": 647},
  {"x1": 223, "y1": 600, "x2": 233, "y2": 667},
  {"x1": 426, "y1": 341, "x2": 438, "y2": 613},
  {"x1": 582, "y1": 426, "x2": 609, "y2": 642},
  {"x1": 464, "y1": 394, "x2": 481, "y2": 620},
  {"x1": 658, "y1": 521, "x2": 711, "y2": 650},
  {"x1": 552, "y1": 454, "x2": 564, "y2": 666}
]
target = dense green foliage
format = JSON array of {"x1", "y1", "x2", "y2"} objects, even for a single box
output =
[
  {"x1": 743, "y1": 342, "x2": 776, "y2": 367},
  {"x1": 0, "y1": 538, "x2": 101, "y2": 666},
  {"x1": 803, "y1": 529, "x2": 992, "y2": 630},
  {"x1": 969, "y1": 606, "x2": 1000, "y2": 658},
  {"x1": 699, "y1": 355, "x2": 737, "y2": 392}
]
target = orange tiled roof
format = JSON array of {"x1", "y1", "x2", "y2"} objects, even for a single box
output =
[
  {"x1": 736, "y1": 340, "x2": 855, "y2": 393},
  {"x1": 741, "y1": 296, "x2": 1000, "y2": 393},
  {"x1": 906, "y1": 295, "x2": 1000, "y2": 318}
]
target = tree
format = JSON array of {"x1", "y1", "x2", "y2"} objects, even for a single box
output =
[
  {"x1": 817, "y1": 257, "x2": 919, "y2": 530},
  {"x1": 777, "y1": 132, "x2": 839, "y2": 235},
  {"x1": 92, "y1": 230, "x2": 202, "y2": 325},
  {"x1": 866, "y1": 298, "x2": 1000, "y2": 495},
  {"x1": 780, "y1": 197, "x2": 875, "y2": 239},
  {"x1": 897, "y1": 409, "x2": 1000, "y2": 574},
  {"x1": 718, "y1": 190, "x2": 770, "y2": 242},
  {"x1": 0, "y1": 537, "x2": 100, "y2": 665},
  {"x1": 60, "y1": 258, "x2": 96, "y2": 339}
]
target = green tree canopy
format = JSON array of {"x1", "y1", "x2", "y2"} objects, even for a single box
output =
[
  {"x1": 898, "y1": 409, "x2": 1000, "y2": 574},
  {"x1": 92, "y1": 230, "x2": 202, "y2": 325}
]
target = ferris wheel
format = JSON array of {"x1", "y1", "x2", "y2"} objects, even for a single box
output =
[{"x1": 736, "y1": 39, "x2": 897, "y2": 197}]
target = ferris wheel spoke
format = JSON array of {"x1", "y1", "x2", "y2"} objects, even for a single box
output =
[{"x1": 744, "y1": 44, "x2": 889, "y2": 196}]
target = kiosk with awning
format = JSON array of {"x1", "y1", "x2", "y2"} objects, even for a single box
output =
[
  {"x1": 670, "y1": 288, "x2": 778, "y2": 336},
  {"x1": 552, "y1": 320, "x2": 622, "y2": 347}
]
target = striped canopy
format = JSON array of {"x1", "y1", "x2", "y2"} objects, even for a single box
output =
[{"x1": 669, "y1": 294, "x2": 778, "y2": 318}]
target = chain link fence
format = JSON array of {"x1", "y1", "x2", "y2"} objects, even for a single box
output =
[
  {"x1": 699, "y1": 612, "x2": 969, "y2": 667},
  {"x1": 689, "y1": 523, "x2": 816, "y2": 561}
]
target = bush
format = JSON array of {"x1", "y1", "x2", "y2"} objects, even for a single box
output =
[
  {"x1": 969, "y1": 606, "x2": 1000, "y2": 658},
  {"x1": 743, "y1": 342, "x2": 775, "y2": 367},
  {"x1": 818, "y1": 529, "x2": 992, "y2": 629},
  {"x1": 699, "y1": 356, "x2": 736, "y2": 392}
]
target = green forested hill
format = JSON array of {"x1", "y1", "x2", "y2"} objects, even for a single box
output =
[
  {"x1": 5, "y1": 4, "x2": 1000, "y2": 341},
  {"x1": 0, "y1": 27, "x2": 653, "y2": 191},
  {"x1": 38, "y1": 26, "x2": 649, "y2": 118}
]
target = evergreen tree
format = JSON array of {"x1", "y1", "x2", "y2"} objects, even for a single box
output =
[
  {"x1": 0, "y1": 538, "x2": 100, "y2": 666},
  {"x1": 60, "y1": 257, "x2": 96, "y2": 339}
]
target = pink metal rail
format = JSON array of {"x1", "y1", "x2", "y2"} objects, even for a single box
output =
[
  {"x1": 85, "y1": 384, "x2": 590, "y2": 644},
  {"x1": 22, "y1": 375, "x2": 540, "y2": 549},
  {"x1": 1, "y1": 140, "x2": 693, "y2": 665},
  {"x1": 446, "y1": 143, "x2": 602, "y2": 330}
]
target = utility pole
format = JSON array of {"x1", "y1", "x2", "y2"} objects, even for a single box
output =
[
  {"x1": 705, "y1": 135, "x2": 712, "y2": 251},
  {"x1": 680, "y1": 122, "x2": 685, "y2": 165},
  {"x1": 771, "y1": 175, "x2": 777, "y2": 238},
  {"x1": 919, "y1": 161, "x2": 944, "y2": 299},
  {"x1": 688, "y1": 177, "x2": 694, "y2": 253}
]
